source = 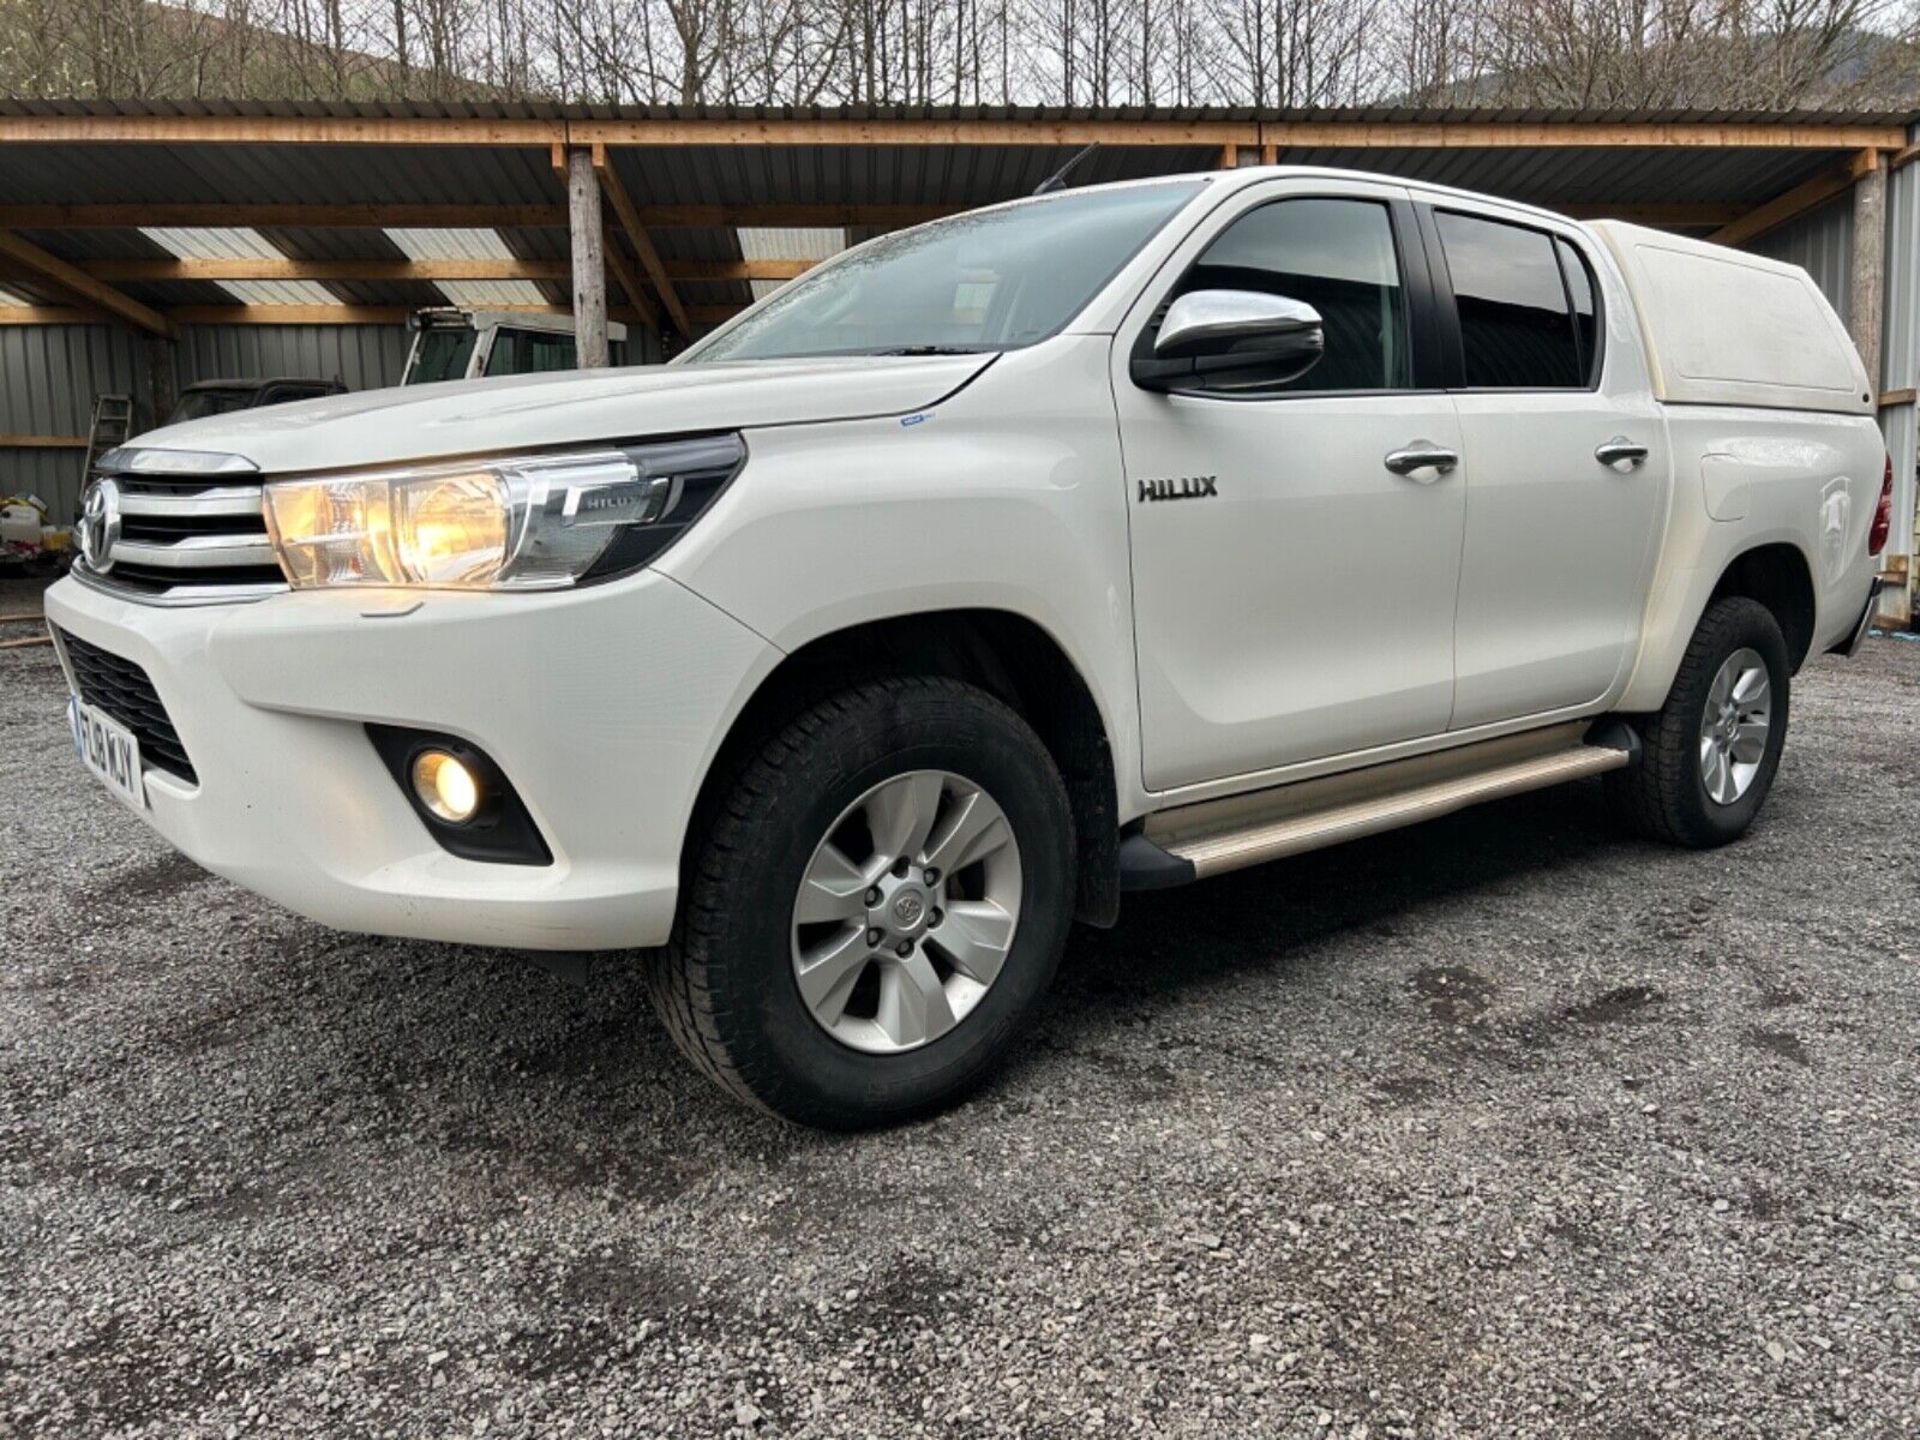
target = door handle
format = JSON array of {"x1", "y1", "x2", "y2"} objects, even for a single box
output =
[
  {"x1": 1384, "y1": 442, "x2": 1459, "y2": 480},
  {"x1": 1595, "y1": 437, "x2": 1649, "y2": 470}
]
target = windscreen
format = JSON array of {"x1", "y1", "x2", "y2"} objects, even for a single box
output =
[
  {"x1": 168, "y1": 388, "x2": 256, "y2": 424},
  {"x1": 688, "y1": 182, "x2": 1203, "y2": 363},
  {"x1": 406, "y1": 327, "x2": 479, "y2": 385}
]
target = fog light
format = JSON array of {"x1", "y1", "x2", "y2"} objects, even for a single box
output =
[{"x1": 412, "y1": 749, "x2": 481, "y2": 823}]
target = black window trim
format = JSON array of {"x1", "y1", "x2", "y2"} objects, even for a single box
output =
[
  {"x1": 1130, "y1": 191, "x2": 1451, "y2": 403},
  {"x1": 1418, "y1": 202, "x2": 1607, "y2": 395}
]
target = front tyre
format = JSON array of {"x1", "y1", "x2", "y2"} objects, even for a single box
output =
[
  {"x1": 648, "y1": 677, "x2": 1074, "y2": 1129},
  {"x1": 1604, "y1": 596, "x2": 1790, "y2": 848}
]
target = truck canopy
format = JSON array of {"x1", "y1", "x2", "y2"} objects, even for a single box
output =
[{"x1": 1589, "y1": 220, "x2": 1873, "y2": 416}]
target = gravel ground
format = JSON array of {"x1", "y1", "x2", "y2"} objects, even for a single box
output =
[{"x1": 3, "y1": 604, "x2": 1918, "y2": 1438}]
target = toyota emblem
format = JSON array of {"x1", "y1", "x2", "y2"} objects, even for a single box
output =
[{"x1": 78, "y1": 477, "x2": 122, "y2": 574}]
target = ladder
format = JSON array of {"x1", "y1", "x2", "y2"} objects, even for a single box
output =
[{"x1": 79, "y1": 393, "x2": 134, "y2": 495}]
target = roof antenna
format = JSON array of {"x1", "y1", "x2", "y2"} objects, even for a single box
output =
[{"x1": 1032, "y1": 142, "x2": 1101, "y2": 195}]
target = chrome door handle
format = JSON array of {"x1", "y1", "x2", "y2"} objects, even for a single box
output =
[
  {"x1": 1595, "y1": 437, "x2": 1649, "y2": 470},
  {"x1": 1384, "y1": 443, "x2": 1458, "y2": 480}
]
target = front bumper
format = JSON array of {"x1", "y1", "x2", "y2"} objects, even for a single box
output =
[{"x1": 43, "y1": 573, "x2": 777, "y2": 949}]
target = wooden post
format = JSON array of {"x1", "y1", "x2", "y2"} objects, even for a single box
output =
[
  {"x1": 1850, "y1": 152, "x2": 1886, "y2": 390},
  {"x1": 144, "y1": 336, "x2": 178, "y2": 429},
  {"x1": 565, "y1": 147, "x2": 609, "y2": 369}
]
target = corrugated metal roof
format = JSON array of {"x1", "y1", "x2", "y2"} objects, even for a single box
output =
[
  {"x1": 0, "y1": 99, "x2": 1909, "y2": 331},
  {"x1": 141, "y1": 226, "x2": 341, "y2": 305},
  {"x1": 385, "y1": 227, "x2": 548, "y2": 306}
]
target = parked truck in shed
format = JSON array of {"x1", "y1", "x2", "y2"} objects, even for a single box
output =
[{"x1": 47, "y1": 167, "x2": 1890, "y2": 1127}]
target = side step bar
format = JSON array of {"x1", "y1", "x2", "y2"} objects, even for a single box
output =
[{"x1": 1122, "y1": 721, "x2": 1634, "y2": 887}]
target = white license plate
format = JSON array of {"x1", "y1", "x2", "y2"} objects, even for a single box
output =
[{"x1": 68, "y1": 695, "x2": 147, "y2": 810}]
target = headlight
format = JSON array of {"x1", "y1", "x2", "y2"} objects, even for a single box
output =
[{"x1": 262, "y1": 434, "x2": 745, "y2": 590}]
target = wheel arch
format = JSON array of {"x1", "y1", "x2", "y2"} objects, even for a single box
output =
[
  {"x1": 1620, "y1": 534, "x2": 1820, "y2": 713},
  {"x1": 1708, "y1": 541, "x2": 1817, "y2": 672},
  {"x1": 683, "y1": 607, "x2": 1123, "y2": 928}
]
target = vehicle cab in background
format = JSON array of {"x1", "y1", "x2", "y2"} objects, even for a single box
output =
[{"x1": 400, "y1": 308, "x2": 629, "y2": 384}]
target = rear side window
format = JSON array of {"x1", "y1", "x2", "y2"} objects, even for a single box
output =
[
  {"x1": 1555, "y1": 237, "x2": 1601, "y2": 385},
  {"x1": 1435, "y1": 211, "x2": 1584, "y2": 389},
  {"x1": 1165, "y1": 197, "x2": 1411, "y2": 394}
]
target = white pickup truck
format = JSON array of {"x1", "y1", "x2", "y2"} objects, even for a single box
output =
[{"x1": 47, "y1": 168, "x2": 1890, "y2": 1127}]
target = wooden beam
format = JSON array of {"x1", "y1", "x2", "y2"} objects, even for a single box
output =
[
  {"x1": 569, "y1": 118, "x2": 1909, "y2": 150},
  {"x1": 0, "y1": 306, "x2": 107, "y2": 324},
  {"x1": 1890, "y1": 142, "x2": 1920, "y2": 173},
  {"x1": 1557, "y1": 202, "x2": 1746, "y2": 226},
  {"x1": 669, "y1": 258, "x2": 814, "y2": 282},
  {"x1": 592, "y1": 144, "x2": 690, "y2": 337},
  {"x1": 72, "y1": 257, "x2": 569, "y2": 282},
  {"x1": 0, "y1": 301, "x2": 740, "y2": 328},
  {"x1": 167, "y1": 305, "x2": 414, "y2": 324},
  {"x1": 1880, "y1": 388, "x2": 1917, "y2": 408},
  {"x1": 1708, "y1": 160, "x2": 1866, "y2": 247},
  {"x1": 0, "y1": 203, "x2": 568, "y2": 230},
  {"x1": 0, "y1": 202, "x2": 952, "y2": 230},
  {"x1": 601, "y1": 227, "x2": 658, "y2": 329},
  {"x1": 0, "y1": 115, "x2": 563, "y2": 146},
  {"x1": 0, "y1": 433, "x2": 88, "y2": 447},
  {"x1": 0, "y1": 230, "x2": 168, "y2": 334},
  {"x1": 3, "y1": 114, "x2": 1902, "y2": 152},
  {"x1": 4, "y1": 256, "x2": 820, "y2": 284}
]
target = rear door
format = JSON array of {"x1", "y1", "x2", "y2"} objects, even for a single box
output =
[
  {"x1": 1422, "y1": 202, "x2": 1667, "y2": 730},
  {"x1": 1115, "y1": 178, "x2": 1467, "y2": 792}
]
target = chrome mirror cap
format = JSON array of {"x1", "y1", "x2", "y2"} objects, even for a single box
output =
[{"x1": 1154, "y1": 290, "x2": 1323, "y2": 359}]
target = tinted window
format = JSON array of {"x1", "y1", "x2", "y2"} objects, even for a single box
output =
[
  {"x1": 1436, "y1": 212, "x2": 1581, "y2": 388},
  {"x1": 487, "y1": 328, "x2": 578, "y2": 376},
  {"x1": 167, "y1": 388, "x2": 255, "y2": 423},
  {"x1": 1555, "y1": 237, "x2": 1601, "y2": 385},
  {"x1": 259, "y1": 384, "x2": 330, "y2": 405},
  {"x1": 690, "y1": 182, "x2": 1201, "y2": 362},
  {"x1": 1164, "y1": 198, "x2": 1409, "y2": 394},
  {"x1": 406, "y1": 328, "x2": 478, "y2": 384}
]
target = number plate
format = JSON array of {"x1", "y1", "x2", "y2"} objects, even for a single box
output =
[{"x1": 68, "y1": 695, "x2": 147, "y2": 810}]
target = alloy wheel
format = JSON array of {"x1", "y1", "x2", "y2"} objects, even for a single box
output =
[
  {"x1": 789, "y1": 770, "x2": 1023, "y2": 1054},
  {"x1": 1697, "y1": 646, "x2": 1771, "y2": 806}
]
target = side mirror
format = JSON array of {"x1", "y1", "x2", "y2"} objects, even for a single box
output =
[{"x1": 1133, "y1": 289, "x2": 1325, "y2": 392}]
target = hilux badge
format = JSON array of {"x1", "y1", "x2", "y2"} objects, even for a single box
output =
[{"x1": 1137, "y1": 475, "x2": 1218, "y2": 503}]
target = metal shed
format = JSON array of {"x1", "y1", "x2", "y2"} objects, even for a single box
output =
[{"x1": 2, "y1": 100, "x2": 1916, "y2": 608}]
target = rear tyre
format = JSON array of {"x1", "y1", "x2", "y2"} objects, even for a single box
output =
[
  {"x1": 1604, "y1": 596, "x2": 1789, "y2": 849},
  {"x1": 647, "y1": 676, "x2": 1075, "y2": 1129}
]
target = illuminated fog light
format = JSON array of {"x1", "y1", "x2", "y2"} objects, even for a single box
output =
[{"x1": 411, "y1": 749, "x2": 481, "y2": 823}]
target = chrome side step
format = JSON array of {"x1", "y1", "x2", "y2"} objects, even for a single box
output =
[{"x1": 1129, "y1": 722, "x2": 1633, "y2": 885}]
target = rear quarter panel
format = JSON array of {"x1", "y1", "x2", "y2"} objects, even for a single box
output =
[{"x1": 1620, "y1": 405, "x2": 1883, "y2": 711}]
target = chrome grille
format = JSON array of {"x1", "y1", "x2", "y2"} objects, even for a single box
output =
[{"x1": 75, "y1": 450, "x2": 286, "y2": 605}]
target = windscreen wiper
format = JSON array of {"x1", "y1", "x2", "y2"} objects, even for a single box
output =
[{"x1": 872, "y1": 345, "x2": 993, "y2": 356}]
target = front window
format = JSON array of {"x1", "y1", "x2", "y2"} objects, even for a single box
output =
[
  {"x1": 406, "y1": 327, "x2": 479, "y2": 385},
  {"x1": 687, "y1": 182, "x2": 1204, "y2": 363},
  {"x1": 1152, "y1": 197, "x2": 1411, "y2": 395},
  {"x1": 167, "y1": 387, "x2": 257, "y2": 424},
  {"x1": 485, "y1": 327, "x2": 577, "y2": 376}
]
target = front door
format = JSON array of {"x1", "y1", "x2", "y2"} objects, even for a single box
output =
[{"x1": 1115, "y1": 183, "x2": 1466, "y2": 793}]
